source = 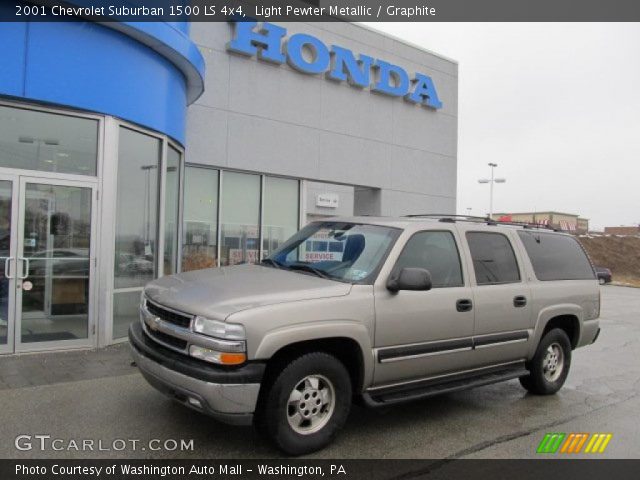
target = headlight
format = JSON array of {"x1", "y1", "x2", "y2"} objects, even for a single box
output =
[
  {"x1": 193, "y1": 316, "x2": 245, "y2": 340},
  {"x1": 191, "y1": 316, "x2": 247, "y2": 365}
]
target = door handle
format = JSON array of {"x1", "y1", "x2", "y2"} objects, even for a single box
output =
[
  {"x1": 4, "y1": 257, "x2": 14, "y2": 279},
  {"x1": 18, "y1": 257, "x2": 29, "y2": 280},
  {"x1": 514, "y1": 295, "x2": 527, "y2": 308},
  {"x1": 456, "y1": 298, "x2": 473, "y2": 312}
]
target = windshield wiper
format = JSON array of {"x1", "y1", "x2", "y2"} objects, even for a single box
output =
[
  {"x1": 261, "y1": 258, "x2": 282, "y2": 269},
  {"x1": 287, "y1": 263, "x2": 331, "y2": 279}
]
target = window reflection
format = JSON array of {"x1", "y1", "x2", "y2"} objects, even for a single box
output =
[
  {"x1": 0, "y1": 105, "x2": 98, "y2": 175},
  {"x1": 182, "y1": 167, "x2": 218, "y2": 271},
  {"x1": 112, "y1": 290, "x2": 141, "y2": 340},
  {"x1": 164, "y1": 147, "x2": 180, "y2": 275},
  {"x1": 113, "y1": 128, "x2": 160, "y2": 289},
  {"x1": 181, "y1": 170, "x2": 300, "y2": 270},
  {"x1": 21, "y1": 184, "x2": 92, "y2": 343},
  {"x1": 262, "y1": 177, "x2": 299, "y2": 259},
  {"x1": 220, "y1": 172, "x2": 260, "y2": 266},
  {"x1": 0, "y1": 181, "x2": 12, "y2": 346},
  {"x1": 112, "y1": 128, "x2": 161, "y2": 339}
]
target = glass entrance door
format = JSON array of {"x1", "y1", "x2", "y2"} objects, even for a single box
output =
[{"x1": 0, "y1": 175, "x2": 95, "y2": 353}]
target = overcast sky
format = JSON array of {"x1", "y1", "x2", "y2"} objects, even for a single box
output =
[{"x1": 364, "y1": 23, "x2": 640, "y2": 230}]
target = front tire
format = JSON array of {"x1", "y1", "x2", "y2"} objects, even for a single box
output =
[
  {"x1": 520, "y1": 328, "x2": 572, "y2": 395},
  {"x1": 258, "y1": 352, "x2": 352, "y2": 455}
]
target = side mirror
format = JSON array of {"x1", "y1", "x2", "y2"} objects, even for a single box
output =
[{"x1": 387, "y1": 267, "x2": 433, "y2": 293}]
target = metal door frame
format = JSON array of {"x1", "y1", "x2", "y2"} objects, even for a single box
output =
[
  {"x1": 11, "y1": 175, "x2": 98, "y2": 353},
  {"x1": 0, "y1": 173, "x2": 19, "y2": 354}
]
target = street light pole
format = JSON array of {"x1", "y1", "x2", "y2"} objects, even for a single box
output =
[
  {"x1": 488, "y1": 162, "x2": 496, "y2": 219},
  {"x1": 478, "y1": 163, "x2": 506, "y2": 219}
]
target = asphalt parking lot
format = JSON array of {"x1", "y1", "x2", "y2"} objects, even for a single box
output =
[{"x1": 1, "y1": 286, "x2": 638, "y2": 459}]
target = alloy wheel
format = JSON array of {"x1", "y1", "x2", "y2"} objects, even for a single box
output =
[
  {"x1": 286, "y1": 374, "x2": 335, "y2": 435},
  {"x1": 542, "y1": 342, "x2": 564, "y2": 382}
]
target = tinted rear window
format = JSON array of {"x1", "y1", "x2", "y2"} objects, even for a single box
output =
[{"x1": 517, "y1": 231, "x2": 595, "y2": 281}]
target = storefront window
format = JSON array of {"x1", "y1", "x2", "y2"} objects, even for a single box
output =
[
  {"x1": 164, "y1": 147, "x2": 181, "y2": 275},
  {"x1": 112, "y1": 127, "x2": 160, "y2": 339},
  {"x1": 220, "y1": 172, "x2": 260, "y2": 266},
  {"x1": 0, "y1": 105, "x2": 98, "y2": 175},
  {"x1": 182, "y1": 166, "x2": 219, "y2": 271},
  {"x1": 262, "y1": 177, "x2": 299, "y2": 259},
  {"x1": 112, "y1": 290, "x2": 142, "y2": 340}
]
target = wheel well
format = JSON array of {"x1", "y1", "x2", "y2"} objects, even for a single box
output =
[
  {"x1": 543, "y1": 315, "x2": 580, "y2": 349},
  {"x1": 261, "y1": 337, "x2": 365, "y2": 394}
]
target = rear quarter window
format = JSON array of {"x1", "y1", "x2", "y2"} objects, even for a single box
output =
[{"x1": 517, "y1": 231, "x2": 595, "y2": 281}]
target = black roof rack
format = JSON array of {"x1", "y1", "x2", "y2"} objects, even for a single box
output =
[
  {"x1": 405, "y1": 214, "x2": 490, "y2": 221},
  {"x1": 403, "y1": 214, "x2": 559, "y2": 231}
]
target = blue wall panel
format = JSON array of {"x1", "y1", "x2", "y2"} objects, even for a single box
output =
[
  {"x1": 0, "y1": 16, "x2": 204, "y2": 144},
  {"x1": 166, "y1": 21, "x2": 190, "y2": 35},
  {"x1": 26, "y1": 22, "x2": 188, "y2": 143},
  {"x1": 0, "y1": 5, "x2": 27, "y2": 97}
]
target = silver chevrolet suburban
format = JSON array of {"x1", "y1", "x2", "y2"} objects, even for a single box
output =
[{"x1": 129, "y1": 216, "x2": 601, "y2": 455}]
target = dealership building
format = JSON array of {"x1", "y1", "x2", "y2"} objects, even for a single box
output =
[
  {"x1": 0, "y1": 17, "x2": 458, "y2": 353},
  {"x1": 491, "y1": 212, "x2": 589, "y2": 233}
]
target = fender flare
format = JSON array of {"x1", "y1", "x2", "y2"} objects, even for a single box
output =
[
  {"x1": 254, "y1": 321, "x2": 374, "y2": 390},
  {"x1": 528, "y1": 303, "x2": 583, "y2": 357}
]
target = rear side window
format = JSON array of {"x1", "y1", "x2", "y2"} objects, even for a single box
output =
[
  {"x1": 466, "y1": 232, "x2": 521, "y2": 285},
  {"x1": 394, "y1": 231, "x2": 464, "y2": 287},
  {"x1": 517, "y1": 231, "x2": 595, "y2": 281}
]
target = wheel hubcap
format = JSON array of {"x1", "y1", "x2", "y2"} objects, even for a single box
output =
[
  {"x1": 542, "y1": 343, "x2": 564, "y2": 382},
  {"x1": 287, "y1": 375, "x2": 335, "y2": 435}
]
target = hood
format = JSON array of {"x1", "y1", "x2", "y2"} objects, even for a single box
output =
[{"x1": 144, "y1": 264, "x2": 352, "y2": 319}]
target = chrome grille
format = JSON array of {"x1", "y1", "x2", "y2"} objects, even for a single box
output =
[
  {"x1": 145, "y1": 299, "x2": 193, "y2": 328},
  {"x1": 146, "y1": 327, "x2": 188, "y2": 351},
  {"x1": 140, "y1": 297, "x2": 243, "y2": 358},
  {"x1": 141, "y1": 298, "x2": 195, "y2": 354}
]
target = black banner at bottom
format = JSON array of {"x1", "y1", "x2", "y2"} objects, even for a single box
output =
[{"x1": 1, "y1": 459, "x2": 639, "y2": 480}]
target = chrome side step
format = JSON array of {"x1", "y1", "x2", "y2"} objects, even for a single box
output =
[{"x1": 362, "y1": 362, "x2": 528, "y2": 407}]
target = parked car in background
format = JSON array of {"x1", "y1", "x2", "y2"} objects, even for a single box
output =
[{"x1": 594, "y1": 266, "x2": 612, "y2": 285}]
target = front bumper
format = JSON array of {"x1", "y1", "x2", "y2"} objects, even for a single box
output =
[{"x1": 129, "y1": 322, "x2": 265, "y2": 426}]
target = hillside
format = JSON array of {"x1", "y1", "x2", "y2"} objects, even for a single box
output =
[{"x1": 578, "y1": 235, "x2": 640, "y2": 287}]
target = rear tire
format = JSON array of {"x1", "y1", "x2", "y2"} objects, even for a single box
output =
[
  {"x1": 519, "y1": 328, "x2": 572, "y2": 395},
  {"x1": 257, "y1": 352, "x2": 352, "y2": 455}
]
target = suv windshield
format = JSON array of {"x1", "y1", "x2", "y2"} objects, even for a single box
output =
[{"x1": 264, "y1": 222, "x2": 399, "y2": 283}]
